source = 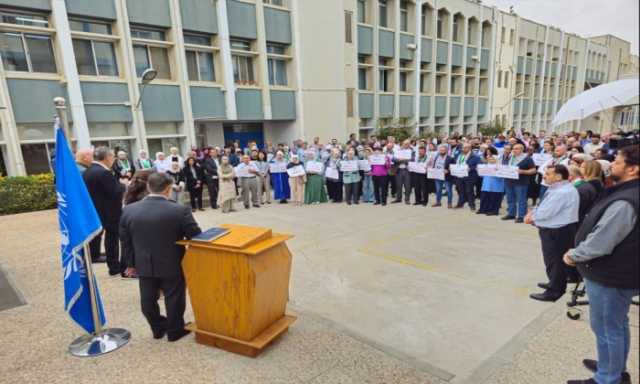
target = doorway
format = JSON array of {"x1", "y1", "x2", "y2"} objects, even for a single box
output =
[{"x1": 223, "y1": 123, "x2": 264, "y2": 149}]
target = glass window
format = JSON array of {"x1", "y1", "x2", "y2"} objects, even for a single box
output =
[
  {"x1": 267, "y1": 43, "x2": 286, "y2": 55},
  {"x1": 232, "y1": 55, "x2": 255, "y2": 85},
  {"x1": 230, "y1": 39, "x2": 251, "y2": 51},
  {"x1": 185, "y1": 50, "x2": 198, "y2": 81},
  {"x1": 357, "y1": 0, "x2": 366, "y2": 23},
  {"x1": 400, "y1": 72, "x2": 408, "y2": 92},
  {"x1": 69, "y1": 19, "x2": 111, "y2": 35},
  {"x1": 0, "y1": 10, "x2": 48, "y2": 27},
  {"x1": 21, "y1": 143, "x2": 53, "y2": 175},
  {"x1": 73, "y1": 39, "x2": 96, "y2": 75},
  {"x1": 150, "y1": 46, "x2": 171, "y2": 79},
  {"x1": 268, "y1": 58, "x2": 287, "y2": 86},
  {"x1": 379, "y1": 0, "x2": 387, "y2": 28},
  {"x1": 345, "y1": 11, "x2": 353, "y2": 43},
  {"x1": 198, "y1": 51, "x2": 215, "y2": 81},
  {"x1": 183, "y1": 33, "x2": 211, "y2": 46},
  {"x1": 93, "y1": 41, "x2": 118, "y2": 76},
  {"x1": 130, "y1": 27, "x2": 165, "y2": 41},
  {"x1": 358, "y1": 68, "x2": 367, "y2": 90},
  {"x1": 263, "y1": 0, "x2": 284, "y2": 5},
  {"x1": 379, "y1": 69, "x2": 389, "y2": 91},
  {"x1": 400, "y1": 1, "x2": 408, "y2": 32},
  {"x1": 24, "y1": 34, "x2": 56, "y2": 73},
  {"x1": 133, "y1": 44, "x2": 150, "y2": 77},
  {"x1": 0, "y1": 32, "x2": 28, "y2": 71}
]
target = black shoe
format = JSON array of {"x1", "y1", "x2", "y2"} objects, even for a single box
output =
[
  {"x1": 501, "y1": 215, "x2": 516, "y2": 220},
  {"x1": 529, "y1": 291, "x2": 563, "y2": 302},
  {"x1": 374, "y1": 202, "x2": 380, "y2": 205},
  {"x1": 279, "y1": 200, "x2": 288, "y2": 204},
  {"x1": 582, "y1": 359, "x2": 632, "y2": 383},
  {"x1": 108, "y1": 270, "x2": 120, "y2": 277},
  {"x1": 486, "y1": 212, "x2": 499, "y2": 216},
  {"x1": 537, "y1": 282, "x2": 551, "y2": 290},
  {"x1": 515, "y1": 217, "x2": 524, "y2": 223},
  {"x1": 347, "y1": 202, "x2": 352, "y2": 205},
  {"x1": 391, "y1": 200, "x2": 401, "y2": 204},
  {"x1": 152, "y1": 329, "x2": 166, "y2": 339},
  {"x1": 92, "y1": 255, "x2": 107, "y2": 263},
  {"x1": 413, "y1": 203, "x2": 421, "y2": 206},
  {"x1": 566, "y1": 379, "x2": 597, "y2": 384},
  {"x1": 167, "y1": 328, "x2": 191, "y2": 342},
  {"x1": 354, "y1": 201, "x2": 359, "y2": 205},
  {"x1": 476, "y1": 211, "x2": 486, "y2": 214},
  {"x1": 244, "y1": 205, "x2": 250, "y2": 209},
  {"x1": 382, "y1": 202, "x2": 387, "y2": 206},
  {"x1": 469, "y1": 206, "x2": 476, "y2": 212},
  {"x1": 253, "y1": 204, "x2": 260, "y2": 208}
]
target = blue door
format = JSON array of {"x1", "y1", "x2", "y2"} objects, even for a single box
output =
[{"x1": 223, "y1": 123, "x2": 264, "y2": 149}]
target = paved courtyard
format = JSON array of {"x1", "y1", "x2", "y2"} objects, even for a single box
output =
[{"x1": 0, "y1": 203, "x2": 638, "y2": 384}]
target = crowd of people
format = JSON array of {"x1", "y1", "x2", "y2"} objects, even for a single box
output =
[{"x1": 73, "y1": 128, "x2": 639, "y2": 384}]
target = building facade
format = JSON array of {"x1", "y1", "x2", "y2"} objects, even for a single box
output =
[{"x1": 0, "y1": 0, "x2": 637, "y2": 176}]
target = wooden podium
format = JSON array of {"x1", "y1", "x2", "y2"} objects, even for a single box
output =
[{"x1": 179, "y1": 224, "x2": 296, "y2": 357}]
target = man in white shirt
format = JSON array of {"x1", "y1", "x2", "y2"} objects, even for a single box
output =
[
  {"x1": 236, "y1": 155, "x2": 260, "y2": 209},
  {"x1": 538, "y1": 145, "x2": 570, "y2": 201},
  {"x1": 525, "y1": 164, "x2": 579, "y2": 302},
  {"x1": 583, "y1": 134, "x2": 604, "y2": 156}
]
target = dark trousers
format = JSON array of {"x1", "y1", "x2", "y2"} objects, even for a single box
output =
[
  {"x1": 394, "y1": 168, "x2": 411, "y2": 203},
  {"x1": 188, "y1": 188, "x2": 203, "y2": 209},
  {"x1": 372, "y1": 175, "x2": 389, "y2": 204},
  {"x1": 389, "y1": 172, "x2": 397, "y2": 197},
  {"x1": 478, "y1": 191, "x2": 504, "y2": 214},
  {"x1": 89, "y1": 225, "x2": 120, "y2": 275},
  {"x1": 205, "y1": 176, "x2": 219, "y2": 208},
  {"x1": 327, "y1": 179, "x2": 343, "y2": 202},
  {"x1": 411, "y1": 172, "x2": 428, "y2": 205},
  {"x1": 455, "y1": 177, "x2": 477, "y2": 209},
  {"x1": 139, "y1": 275, "x2": 186, "y2": 339},
  {"x1": 475, "y1": 177, "x2": 483, "y2": 199},
  {"x1": 344, "y1": 182, "x2": 361, "y2": 204},
  {"x1": 538, "y1": 223, "x2": 578, "y2": 295}
]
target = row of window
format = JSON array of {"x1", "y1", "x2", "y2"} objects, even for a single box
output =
[{"x1": 0, "y1": 9, "x2": 290, "y2": 87}]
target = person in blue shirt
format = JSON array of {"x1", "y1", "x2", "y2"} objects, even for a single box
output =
[
  {"x1": 453, "y1": 143, "x2": 482, "y2": 211},
  {"x1": 502, "y1": 144, "x2": 537, "y2": 223}
]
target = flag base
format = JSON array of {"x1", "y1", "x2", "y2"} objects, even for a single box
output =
[{"x1": 68, "y1": 328, "x2": 131, "y2": 357}]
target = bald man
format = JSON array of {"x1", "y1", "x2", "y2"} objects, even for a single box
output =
[{"x1": 75, "y1": 148, "x2": 94, "y2": 175}]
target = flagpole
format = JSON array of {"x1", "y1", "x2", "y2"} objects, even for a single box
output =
[{"x1": 82, "y1": 242, "x2": 102, "y2": 335}]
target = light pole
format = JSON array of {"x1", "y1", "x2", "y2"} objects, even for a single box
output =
[{"x1": 135, "y1": 68, "x2": 158, "y2": 110}]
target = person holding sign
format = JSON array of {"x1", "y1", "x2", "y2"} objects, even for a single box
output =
[
  {"x1": 326, "y1": 148, "x2": 343, "y2": 203},
  {"x1": 431, "y1": 145, "x2": 455, "y2": 208},
  {"x1": 341, "y1": 148, "x2": 362, "y2": 205},
  {"x1": 287, "y1": 155, "x2": 306, "y2": 206},
  {"x1": 304, "y1": 150, "x2": 328, "y2": 204},
  {"x1": 256, "y1": 151, "x2": 271, "y2": 204},
  {"x1": 270, "y1": 150, "x2": 290, "y2": 204},
  {"x1": 236, "y1": 155, "x2": 261, "y2": 210},
  {"x1": 392, "y1": 140, "x2": 413, "y2": 205},
  {"x1": 371, "y1": 144, "x2": 391, "y2": 206},
  {"x1": 410, "y1": 146, "x2": 429, "y2": 206},
  {"x1": 453, "y1": 144, "x2": 481, "y2": 211},
  {"x1": 217, "y1": 156, "x2": 237, "y2": 213},
  {"x1": 477, "y1": 147, "x2": 504, "y2": 216},
  {"x1": 359, "y1": 147, "x2": 375, "y2": 203},
  {"x1": 502, "y1": 144, "x2": 537, "y2": 223}
]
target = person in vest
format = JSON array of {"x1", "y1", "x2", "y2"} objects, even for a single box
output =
[{"x1": 564, "y1": 145, "x2": 639, "y2": 384}]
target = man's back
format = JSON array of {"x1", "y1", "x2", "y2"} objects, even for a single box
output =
[
  {"x1": 83, "y1": 163, "x2": 125, "y2": 225},
  {"x1": 120, "y1": 196, "x2": 201, "y2": 278}
]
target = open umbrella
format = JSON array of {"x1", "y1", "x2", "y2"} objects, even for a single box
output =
[{"x1": 551, "y1": 77, "x2": 639, "y2": 128}]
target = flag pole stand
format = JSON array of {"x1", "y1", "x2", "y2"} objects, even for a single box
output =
[{"x1": 68, "y1": 243, "x2": 131, "y2": 357}]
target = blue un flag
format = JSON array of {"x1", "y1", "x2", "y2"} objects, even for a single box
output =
[{"x1": 54, "y1": 123, "x2": 106, "y2": 334}]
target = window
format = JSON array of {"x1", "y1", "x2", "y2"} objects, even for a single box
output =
[
  {"x1": 231, "y1": 39, "x2": 255, "y2": 85},
  {"x1": 346, "y1": 88, "x2": 354, "y2": 117},
  {"x1": 21, "y1": 143, "x2": 54, "y2": 175},
  {"x1": 358, "y1": 68, "x2": 367, "y2": 90},
  {"x1": 69, "y1": 19, "x2": 111, "y2": 34},
  {"x1": 184, "y1": 33, "x2": 215, "y2": 82},
  {"x1": 400, "y1": 1, "x2": 409, "y2": 32},
  {"x1": 379, "y1": 0, "x2": 388, "y2": 28},
  {"x1": 268, "y1": 57, "x2": 287, "y2": 86},
  {"x1": 0, "y1": 32, "x2": 57, "y2": 73},
  {"x1": 501, "y1": 27, "x2": 505, "y2": 44},
  {"x1": 231, "y1": 39, "x2": 252, "y2": 51},
  {"x1": 421, "y1": 11, "x2": 426, "y2": 35},
  {"x1": 509, "y1": 29, "x2": 515, "y2": 45},
  {"x1": 497, "y1": 70, "x2": 502, "y2": 87},
  {"x1": 504, "y1": 71, "x2": 509, "y2": 88},
  {"x1": 437, "y1": 14, "x2": 443, "y2": 39},
  {"x1": 131, "y1": 26, "x2": 171, "y2": 79},
  {"x1": 399, "y1": 72, "x2": 408, "y2": 92},
  {"x1": 357, "y1": 0, "x2": 366, "y2": 23},
  {"x1": 263, "y1": 0, "x2": 284, "y2": 5},
  {"x1": 379, "y1": 69, "x2": 390, "y2": 91},
  {"x1": 183, "y1": 33, "x2": 211, "y2": 46},
  {"x1": 70, "y1": 20, "x2": 118, "y2": 77},
  {"x1": 0, "y1": 9, "x2": 48, "y2": 27},
  {"x1": 345, "y1": 11, "x2": 353, "y2": 43}
]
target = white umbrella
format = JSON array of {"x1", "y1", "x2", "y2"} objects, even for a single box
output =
[{"x1": 551, "y1": 77, "x2": 640, "y2": 128}]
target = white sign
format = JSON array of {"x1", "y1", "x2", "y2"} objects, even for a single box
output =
[
  {"x1": 427, "y1": 168, "x2": 445, "y2": 180},
  {"x1": 269, "y1": 162, "x2": 287, "y2": 173},
  {"x1": 450, "y1": 164, "x2": 469, "y2": 178},
  {"x1": 358, "y1": 159, "x2": 372, "y2": 172},
  {"x1": 408, "y1": 161, "x2": 427, "y2": 174},
  {"x1": 477, "y1": 164, "x2": 498, "y2": 177},
  {"x1": 496, "y1": 165, "x2": 520, "y2": 180},
  {"x1": 325, "y1": 167, "x2": 339, "y2": 180},
  {"x1": 369, "y1": 154, "x2": 386, "y2": 165},
  {"x1": 234, "y1": 165, "x2": 250, "y2": 178},
  {"x1": 305, "y1": 161, "x2": 324, "y2": 174},
  {"x1": 287, "y1": 165, "x2": 306, "y2": 177},
  {"x1": 267, "y1": 153, "x2": 274, "y2": 162},
  {"x1": 395, "y1": 149, "x2": 413, "y2": 160},
  {"x1": 339, "y1": 160, "x2": 359, "y2": 172},
  {"x1": 532, "y1": 153, "x2": 552, "y2": 167}
]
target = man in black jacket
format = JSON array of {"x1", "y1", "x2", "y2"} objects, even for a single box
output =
[
  {"x1": 120, "y1": 172, "x2": 202, "y2": 342},
  {"x1": 83, "y1": 147, "x2": 126, "y2": 275},
  {"x1": 564, "y1": 145, "x2": 639, "y2": 384},
  {"x1": 202, "y1": 149, "x2": 219, "y2": 209}
]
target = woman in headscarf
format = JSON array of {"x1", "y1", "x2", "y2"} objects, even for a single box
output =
[
  {"x1": 325, "y1": 147, "x2": 343, "y2": 203},
  {"x1": 256, "y1": 150, "x2": 271, "y2": 204},
  {"x1": 135, "y1": 149, "x2": 154, "y2": 170},
  {"x1": 270, "y1": 150, "x2": 291, "y2": 203},
  {"x1": 287, "y1": 155, "x2": 306, "y2": 206},
  {"x1": 166, "y1": 162, "x2": 186, "y2": 203},
  {"x1": 113, "y1": 150, "x2": 135, "y2": 180},
  {"x1": 304, "y1": 150, "x2": 328, "y2": 204},
  {"x1": 341, "y1": 147, "x2": 361, "y2": 205},
  {"x1": 217, "y1": 155, "x2": 237, "y2": 213},
  {"x1": 477, "y1": 146, "x2": 504, "y2": 216},
  {"x1": 359, "y1": 146, "x2": 375, "y2": 203},
  {"x1": 184, "y1": 157, "x2": 205, "y2": 212}
]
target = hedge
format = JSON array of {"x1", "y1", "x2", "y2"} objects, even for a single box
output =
[{"x1": 0, "y1": 174, "x2": 57, "y2": 215}]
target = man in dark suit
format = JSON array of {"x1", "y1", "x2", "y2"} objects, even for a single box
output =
[
  {"x1": 120, "y1": 172, "x2": 202, "y2": 342},
  {"x1": 83, "y1": 147, "x2": 126, "y2": 275}
]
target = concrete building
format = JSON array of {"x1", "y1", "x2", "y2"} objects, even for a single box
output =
[{"x1": 0, "y1": 0, "x2": 637, "y2": 176}]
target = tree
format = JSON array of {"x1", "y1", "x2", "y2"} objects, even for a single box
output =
[{"x1": 479, "y1": 119, "x2": 505, "y2": 137}]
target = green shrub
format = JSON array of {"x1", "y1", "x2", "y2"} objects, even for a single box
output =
[{"x1": 0, "y1": 173, "x2": 57, "y2": 215}]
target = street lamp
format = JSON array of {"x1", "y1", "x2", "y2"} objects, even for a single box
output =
[
  {"x1": 53, "y1": 96, "x2": 71, "y2": 147},
  {"x1": 134, "y1": 68, "x2": 158, "y2": 110}
]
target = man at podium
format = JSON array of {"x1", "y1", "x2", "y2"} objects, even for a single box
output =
[{"x1": 120, "y1": 172, "x2": 202, "y2": 342}]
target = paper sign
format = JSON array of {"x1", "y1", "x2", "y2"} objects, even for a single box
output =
[
  {"x1": 269, "y1": 162, "x2": 287, "y2": 173},
  {"x1": 408, "y1": 162, "x2": 427, "y2": 174},
  {"x1": 450, "y1": 164, "x2": 469, "y2": 178},
  {"x1": 369, "y1": 154, "x2": 386, "y2": 165},
  {"x1": 395, "y1": 149, "x2": 413, "y2": 160},
  {"x1": 267, "y1": 153, "x2": 274, "y2": 162},
  {"x1": 358, "y1": 160, "x2": 372, "y2": 172},
  {"x1": 477, "y1": 164, "x2": 498, "y2": 177},
  {"x1": 427, "y1": 168, "x2": 445, "y2": 180},
  {"x1": 339, "y1": 160, "x2": 359, "y2": 172},
  {"x1": 532, "y1": 153, "x2": 552, "y2": 167},
  {"x1": 305, "y1": 161, "x2": 324, "y2": 174},
  {"x1": 287, "y1": 165, "x2": 306, "y2": 177},
  {"x1": 234, "y1": 165, "x2": 250, "y2": 178},
  {"x1": 496, "y1": 165, "x2": 520, "y2": 180},
  {"x1": 325, "y1": 167, "x2": 339, "y2": 180}
]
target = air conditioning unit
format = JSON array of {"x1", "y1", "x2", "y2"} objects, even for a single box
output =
[
  {"x1": 471, "y1": 55, "x2": 480, "y2": 61},
  {"x1": 407, "y1": 43, "x2": 417, "y2": 50}
]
